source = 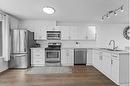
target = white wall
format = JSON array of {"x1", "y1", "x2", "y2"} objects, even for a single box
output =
[
  {"x1": 19, "y1": 20, "x2": 56, "y2": 31},
  {"x1": 9, "y1": 16, "x2": 21, "y2": 29},
  {"x1": 96, "y1": 24, "x2": 130, "y2": 50}
]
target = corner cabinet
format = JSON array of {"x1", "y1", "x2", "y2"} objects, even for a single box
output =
[
  {"x1": 61, "y1": 49, "x2": 74, "y2": 66},
  {"x1": 92, "y1": 49, "x2": 129, "y2": 86},
  {"x1": 31, "y1": 48, "x2": 45, "y2": 66}
]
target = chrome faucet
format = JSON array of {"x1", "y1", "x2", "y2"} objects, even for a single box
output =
[{"x1": 109, "y1": 40, "x2": 118, "y2": 50}]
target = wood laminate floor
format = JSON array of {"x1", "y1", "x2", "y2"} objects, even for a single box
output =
[{"x1": 0, "y1": 65, "x2": 117, "y2": 86}]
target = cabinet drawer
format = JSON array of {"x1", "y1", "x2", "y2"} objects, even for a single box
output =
[
  {"x1": 111, "y1": 54, "x2": 119, "y2": 59},
  {"x1": 32, "y1": 51, "x2": 44, "y2": 54},
  {"x1": 32, "y1": 53, "x2": 43, "y2": 57},
  {"x1": 32, "y1": 55, "x2": 44, "y2": 59},
  {"x1": 32, "y1": 59, "x2": 44, "y2": 64}
]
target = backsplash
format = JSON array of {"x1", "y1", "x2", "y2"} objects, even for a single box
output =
[{"x1": 36, "y1": 40, "x2": 96, "y2": 48}]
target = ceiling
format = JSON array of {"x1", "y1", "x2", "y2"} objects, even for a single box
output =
[{"x1": 0, "y1": 0, "x2": 129, "y2": 23}]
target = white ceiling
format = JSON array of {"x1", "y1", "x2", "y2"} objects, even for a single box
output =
[{"x1": 0, "y1": 0, "x2": 129, "y2": 23}]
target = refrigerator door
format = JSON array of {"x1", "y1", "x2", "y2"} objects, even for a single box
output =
[
  {"x1": 9, "y1": 54, "x2": 30, "y2": 68},
  {"x1": 19, "y1": 30, "x2": 28, "y2": 53},
  {"x1": 11, "y1": 30, "x2": 20, "y2": 53}
]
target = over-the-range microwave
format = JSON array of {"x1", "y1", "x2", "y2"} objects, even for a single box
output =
[{"x1": 47, "y1": 31, "x2": 61, "y2": 40}]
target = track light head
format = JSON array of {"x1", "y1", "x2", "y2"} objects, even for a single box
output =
[
  {"x1": 101, "y1": 16, "x2": 104, "y2": 21},
  {"x1": 114, "y1": 11, "x2": 117, "y2": 16},
  {"x1": 121, "y1": 6, "x2": 124, "y2": 12},
  {"x1": 106, "y1": 14, "x2": 110, "y2": 18}
]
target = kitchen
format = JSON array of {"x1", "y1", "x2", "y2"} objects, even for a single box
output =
[{"x1": 0, "y1": 0, "x2": 130, "y2": 86}]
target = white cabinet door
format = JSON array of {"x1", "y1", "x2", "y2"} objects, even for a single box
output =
[
  {"x1": 56, "y1": 26, "x2": 70, "y2": 40},
  {"x1": 76, "y1": 26, "x2": 87, "y2": 40},
  {"x1": 86, "y1": 26, "x2": 96, "y2": 40},
  {"x1": 102, "y1": 52, "x2": 111, "y2": 78},
  {"x1": 69, "y1": 26, "x2": 78, "y2": 40},
  {"x1": 92, "y1": 50, "x2": 100, "y2": 69},
  {"x1": 98, "y1": 52, "x2": 104, "y2": 72},
  {"x1": 34, "y1": 27, "x2": 46, "y2": 40},
  {"x1": 68, "y1": 49, "x2": 74, "y2": 66},
  {"x1": 111, "y1": 55, "x2": 119, "y2": 85},
  {"x1": 34, "y1": 32, "x2": 45, "y2": 40},
  {"x1": 31, "y1": 49, "x2": 45, "y2": 66},
  {"x1": 87, "y1": 49, "x2": 92, "y2": 65},
  {"x1": 61, "y1": 49, "x2": 74, "y2": 66},
  {"x1": 69, "y1": 26, "x2": 87, "y2": 40},
  {"x1": 61, "y1": 49, "x2": 67, "y2": 66}
]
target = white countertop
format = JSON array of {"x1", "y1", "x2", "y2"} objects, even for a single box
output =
[
  {"x1": 30, "y1": 47, "x2": 129, "y2": 54},
  {"x1": 94, "y1": 48, "x2": 129, "y2": 54}
]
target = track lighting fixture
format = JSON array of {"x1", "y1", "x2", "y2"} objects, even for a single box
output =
[
  {"x1": 114, "y1": 11, "x2": 117, "y2": 16},
  {"x1": 101, "y1": 5, "x2": 124, "y2": 21}
]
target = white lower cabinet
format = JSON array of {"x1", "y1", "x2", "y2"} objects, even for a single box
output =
[
  {"x1": 61, "y1": 49, "x2": 74, "y2": 66},
  {"x1": 111, "y1": 55, "x2": 119, "y2": 85},
  {"x1": 31, "y1": 48, "x2": 45, "y2": 66},
  {"x1": 86, "y1": 49, "x2": 93, "y2": 65},
  {"x1": 92, "y1": 49, "x2": 129, "y2": 86},
  {"x1": 92, "y1": 50, "x2": 100, "y2": 69},
  {"x1": 102, "y1": 52, "x2": 111, "y2": 79}
]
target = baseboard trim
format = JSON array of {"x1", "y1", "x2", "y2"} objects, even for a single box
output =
[{"x1": 0, "y1": 68, "x2": 9, "y2": 75}]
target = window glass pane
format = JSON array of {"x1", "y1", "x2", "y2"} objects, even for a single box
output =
[{"x1": 0, "y1": 21, "x2": 2, "y2": 56}]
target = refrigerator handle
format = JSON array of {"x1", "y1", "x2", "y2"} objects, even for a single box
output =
[{"x1": 24, "y1": 31, "x2": 27, "y2": 52}]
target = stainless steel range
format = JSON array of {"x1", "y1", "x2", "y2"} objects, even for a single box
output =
[{"x1": 45, "y1": 42, "x2": 61, "y2": 66}]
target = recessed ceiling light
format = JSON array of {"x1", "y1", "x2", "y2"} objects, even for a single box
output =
[{"x1": 43, "y1": 6, "x2": 55, "y2": 14}]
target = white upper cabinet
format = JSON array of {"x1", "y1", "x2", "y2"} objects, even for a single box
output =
[
  {"x1": 69, "y1": 26, "x2": 78, "y2": 40},
  {"x1": 86, "y1": 26, "x2": 96, "y2": 40},
  {"x1": 69, "y1": 26, "x2": 88, "y2": 40},
  {"x1": 55, "y1": 26, "x2": 69, "y2": 40},
  {"x1": 34, "y1": 26, "x2": 54, "y2": 40},
  {"x1": 34, "y1": 25, "x2": 97, "y2": 40},
  {"x1": 59, "y1": 26, "x2": 96, "y2": 40},
  {"x1": 34, "y1": 28, "x2": 45, "y2": 40},
  {"x1": 77, "y1": 26, "x2": 88, "y2": 40}
]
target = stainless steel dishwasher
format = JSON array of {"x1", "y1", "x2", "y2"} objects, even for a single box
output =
[{"x1": 74, "y1": 49, "x2": 87, "y2": 65}]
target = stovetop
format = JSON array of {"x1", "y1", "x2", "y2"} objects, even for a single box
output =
[{"x1": 45, "y1": 47, "x2": 61, "y2": 50}]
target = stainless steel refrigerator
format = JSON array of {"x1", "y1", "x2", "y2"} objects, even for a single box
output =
[{"x1": 9, "y1": 29, "x2": 35, "y2": 68}]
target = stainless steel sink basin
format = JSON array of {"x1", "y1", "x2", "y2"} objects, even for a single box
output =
[{"x1": 99, "y1": 48, "x2": 123, "y2": 51}]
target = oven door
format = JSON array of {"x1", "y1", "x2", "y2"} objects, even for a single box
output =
[{"x1": 45, "y1": 50, "x2": 61, "y2": 62}]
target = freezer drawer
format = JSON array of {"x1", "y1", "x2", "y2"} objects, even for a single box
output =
[
  {"x1": 9, "y1": 54, "x2": 30, "y2": 68},
  {"x1": 74, "y1": 49, "x2": 87, "y2": 65}
]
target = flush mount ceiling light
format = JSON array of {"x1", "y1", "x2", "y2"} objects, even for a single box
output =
[
  {"x1": 101, "y1": 5, "x2": 124, "y2": 21},
  {"x1": 43, "y1": 6, "x2": 55, "y2": 14}
]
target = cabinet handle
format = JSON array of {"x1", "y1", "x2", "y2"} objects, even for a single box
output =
[
  {"x1": 111, "y1": 59, "x2": 113, "y2": 64},
  {"x1": 66, "y1": 52, "x2": 69, "y2": 56},
  {"x1": 36, "y1": 55, "x2": 40, "y2": 56},
  {"x1": 99, "y1": 56, "x2": 103, "y2": 60},
  {"x1": 112, "y1": 55, "x2": 118, "y2": 58}
]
